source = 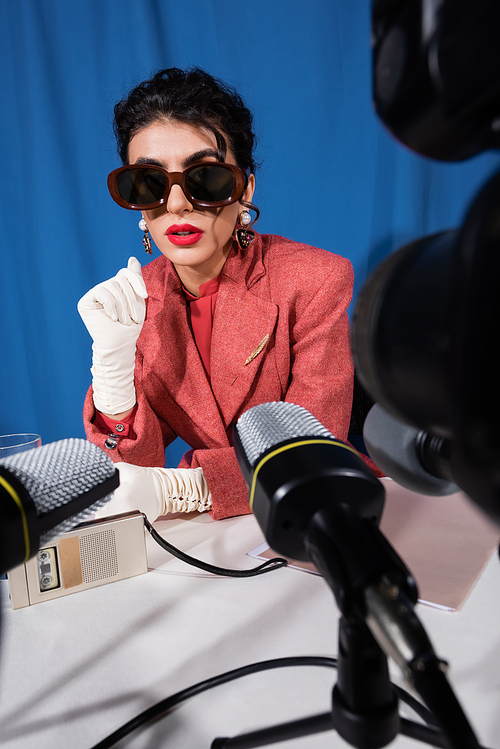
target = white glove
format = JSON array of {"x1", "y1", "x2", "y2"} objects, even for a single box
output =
[
  {"x1": 77, "y1": 257, "x2": 147, "y2": 415},
  {"x1": 95, "y1": 463, "x2": 213, "y2": 521}
]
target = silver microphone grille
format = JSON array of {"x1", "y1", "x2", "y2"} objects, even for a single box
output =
[
  {"x1": 236, "y1": 402, "x2": 335, "y2": 467},
  {"x1": 0, "y1": 439, "x2": 116, "y2": 543}
]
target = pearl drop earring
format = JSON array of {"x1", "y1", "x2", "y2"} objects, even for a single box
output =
[{"x1": 234, "y1": 209, "x2": 255, "y2": 250}]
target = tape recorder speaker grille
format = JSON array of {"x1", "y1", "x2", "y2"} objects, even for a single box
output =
[{"x1": 79, "y1": 528, "x2": 119, "y2": 583}]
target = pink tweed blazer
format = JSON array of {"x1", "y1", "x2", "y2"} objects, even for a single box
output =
[{"x1": 83, "y1": 232, "x2": 355, "y2": 519}]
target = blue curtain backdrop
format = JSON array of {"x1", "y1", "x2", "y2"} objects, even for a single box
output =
[{"x1": 1, "y1": 0, "x2": 499, "y2": 462}]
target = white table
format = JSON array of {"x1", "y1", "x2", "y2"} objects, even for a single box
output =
[{"x1": 1, "y1": 511, "x2": 499, "y2": 748}]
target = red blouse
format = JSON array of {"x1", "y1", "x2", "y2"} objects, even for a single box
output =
[{"x1": 183, "y1": 275, "x2": 220, "y2": 379}]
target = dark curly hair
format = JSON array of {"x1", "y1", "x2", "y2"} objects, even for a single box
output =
[{"x1": 113, "y1": 67, "x2": 257, "y2": 173}]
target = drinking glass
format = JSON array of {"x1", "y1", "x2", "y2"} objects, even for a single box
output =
[{"x1": 0, "y1": 433, "x2": 41, "y2": 459}]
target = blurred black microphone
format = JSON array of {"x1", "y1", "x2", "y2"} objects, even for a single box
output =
[
  {"x1": 372, "y1": 0, "x2": 500, "y2": 161},
  {"x1": 234, "y1": 401, "x2": 385, "y2": 561},
  {"x1": 352, "y1": 170, "x2": 500, "y2": 523},
  {"x1": 0, "y1": 439, "x2": 119, "y2": 576},
  {"x1": 363, "y1": 403, "x2": 459, "y2": 496}
]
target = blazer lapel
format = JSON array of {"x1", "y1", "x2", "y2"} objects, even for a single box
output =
[{"x1": 210, "y1": 276, "x2": 278, "y2": 429}]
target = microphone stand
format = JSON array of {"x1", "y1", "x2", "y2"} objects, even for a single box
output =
[{"x1": 212, "y1": 501, "x2": 481, "y2": 749}]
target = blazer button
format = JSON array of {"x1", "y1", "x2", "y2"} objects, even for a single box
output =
[
  {"x1": 105, "y1": 437, "x2": 118, "y2": 449},
  {"x1": 115, "y1": 423, "x2": 125, "y2": 433}
]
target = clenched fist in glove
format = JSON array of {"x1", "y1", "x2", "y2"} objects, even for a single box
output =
[
  {"x1": 95, "y1": 463, "x2": 213, "y2": 521},
  {"x1": 77, "y1": 257, "x2": 147, "y2": 415}
]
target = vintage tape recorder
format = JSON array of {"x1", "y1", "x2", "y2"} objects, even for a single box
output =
[{"x1": 7, "y1": 511, "x2": 148, "y2": 609}]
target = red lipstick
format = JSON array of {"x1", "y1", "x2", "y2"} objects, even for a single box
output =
[{"x1": 166, "y1": 224, "x2": 203, "y2": 246}]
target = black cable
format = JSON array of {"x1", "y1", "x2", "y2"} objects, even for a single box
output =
[
  {"x1": 89, "y1": 655, "x2": 493, "y2": 749},
  {"x1": 89, "y1": 657, "x2": 338, "y2": 749},
  {"x1": 144, "y1": 518, "x2": 288, "y2": 577}
]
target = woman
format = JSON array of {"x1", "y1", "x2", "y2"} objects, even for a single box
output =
[{"x1": 78, "y1": 67, "x2": 357, "y2": 522}]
